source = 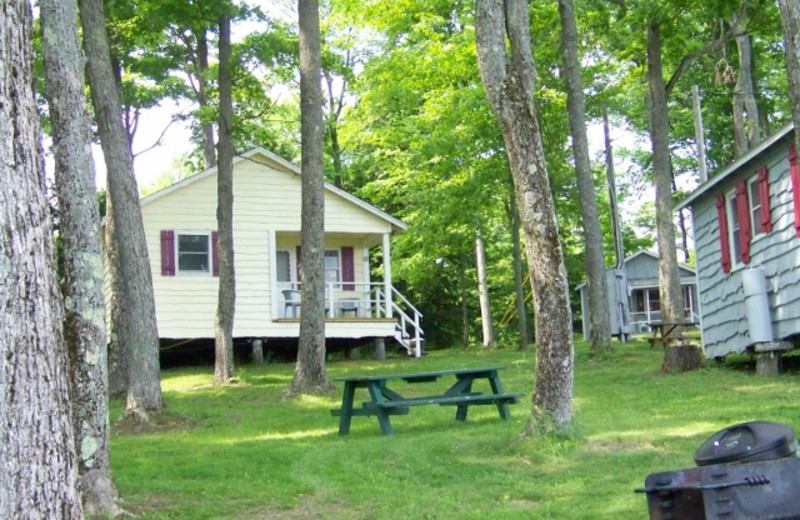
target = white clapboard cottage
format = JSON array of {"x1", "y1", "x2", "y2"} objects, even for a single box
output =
[
  {"x1": 676, "y1": 123, "x2": 800, "y2": 360},
  {"x1": 133, "y1": 147, "x2": 423, "y2": 356}
]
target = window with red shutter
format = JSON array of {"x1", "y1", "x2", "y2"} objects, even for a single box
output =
[
  {"x1": 756, "y1": 165, "x2": 772, "y2": 233},
  {"x1": 716, "y1": 194, "x2": 731, "y2": 273},
  {"x1": 341, "y1": 246, "x2": 355, "y2": 291},
  {"x1": 160, "y1": 230, "x2": 175, "y2": 276},
  {"x1": 735, "y1": 179, "x2": 752, "y2": 264},
  {"x1": 790, "y1": 145, "x2": 800, "y2": 237},
  {"x1": 212, "y1": 231, "x2": 219, "y2": 277}
]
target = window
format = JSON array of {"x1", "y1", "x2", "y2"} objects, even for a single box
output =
[
  {"x1": 177, "y1": 233, "x2": 211, "y2": 273},
  {"x1": 727, "y1": 191, "x2": 743, "y2": 267},
  {"x1": 276, "y1": 250, "x2": 291, "y2": 283},
  {"x1": 749, "y1": 177, "x2": 764, "y2": 236},
  {"x1": 324, "y1": 250, "x2": 340, "y2": 287}
]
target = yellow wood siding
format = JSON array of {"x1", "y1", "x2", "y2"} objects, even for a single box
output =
[{"x1": 137, "y1": 151, "x2": 395, "y2": 338}]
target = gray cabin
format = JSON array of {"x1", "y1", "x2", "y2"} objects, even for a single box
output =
[
  {"x1": 676, "y1": 123, "x2": 800, "y2": 359},
  {"x1": 576, "y1": 249, "x2": 698, "y2": 340}
]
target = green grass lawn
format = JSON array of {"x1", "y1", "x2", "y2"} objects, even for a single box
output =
[{"x1": 110, "y1": 339, "x2": 800, "y2": 519}]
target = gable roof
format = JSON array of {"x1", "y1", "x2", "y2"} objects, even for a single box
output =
[
  {"x1": 574, "y1": 249, "x2": 695, "y2": 291},
  {"x1": 675, "y1": 123, "x2": 795, "y2": 211},
  {"x1": 139, "y1": 147, "x2": 407, "y2": 233}
]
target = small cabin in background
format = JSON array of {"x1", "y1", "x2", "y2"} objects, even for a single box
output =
[
  {"x1": 576, "y1": 250, "x2": 698, "y2": 340},
  {"x1": 677, "y1": 123, "x2": 800, "y2": 360},
  {"x1": 124, "y1": 147, "x2": 424, "y2": 358}
]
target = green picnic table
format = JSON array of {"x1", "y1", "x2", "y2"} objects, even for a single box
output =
[{"x1": 330, "y1": 366, "x2": 524, "y2": 435}]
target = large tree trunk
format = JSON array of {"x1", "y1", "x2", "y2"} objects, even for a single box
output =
[
  {"x1": 290, "y1": 0, "x2": 334, "y2": 395},
  {"x1": 0, "y1": 2, "x2": 82, "y2": 516},
  {"x1": 215, "y1": 13, "x2": 236, "y2": 385},
  {"x1": 475, "y1": 230, "x2": 495, "y2": 349},
  {"x1": 558, "y1": 0, "x2": 611, "y2": 353},
  {"x1": 779, "y1": 0, "x2": 800, "y2": 155},
  {"x1": 732, "y1": 31, "x2": 761, "y2": 157},
  {"x1": 646, "y1": 20, "x2": 687, "y2": 371},
  {"x1": 41, "y1": 0, "x2": 120, "y2": 514},
  {"x1": 476, "y1": 0, "x2": 574, "y2": 430},
  {"x1": 509, "y1": 188, "x2": 530, "y2": 350},
  {"x1": 79, "y1": 0, "x2": 163, "y2": 420},
  {"x1": 196, "y1": 28, "x2": 217, "y2": 170}
]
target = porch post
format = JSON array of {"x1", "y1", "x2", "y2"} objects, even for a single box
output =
[
  {"x1": 269, "y1": 229, "x2": 278, "y2": 320},
  {"x1": 383, "y1": 233, "x2": 392, "y2": 318}
]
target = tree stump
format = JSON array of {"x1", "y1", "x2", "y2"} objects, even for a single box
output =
[{"x1": 662, "y1": 343, "x2": 702, "y2": 373}]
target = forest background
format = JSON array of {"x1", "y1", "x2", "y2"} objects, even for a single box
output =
[{"x1": 71, "y1": 0, "x2": 791, "y2": 350}]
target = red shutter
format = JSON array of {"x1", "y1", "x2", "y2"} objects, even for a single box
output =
[
  {"x1": 757, "y1": 165, "x2": 772, "y2": 232},
  {"x1": 735, "y1": 179, "x2": 752, "y2": 264},
  {"x1": 716, "y1": 194, "x2": 731, "y2": 273},
  {"x1": 296, "y1": 246, "x2": 302, "y2": 289},
  {"x1": 790, "y1": 145, "x2": 800, "y2": 237},
  {"x1": 341, "y1": 246, "x2": 355, "y2": 291},
  {"x1": 212, "y1": 231, "x2": 219, "y2": 276},
  {"x1": 160, "y1": 230, "x2": 175, "y2": 276}
]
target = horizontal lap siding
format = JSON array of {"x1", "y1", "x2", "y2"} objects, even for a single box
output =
[
  {"x1": 139, "y1": 152, "x2": 395, "y2": 339},
  {"x1": 692, "y1": 134, "x2": 800, "y2": 358}
]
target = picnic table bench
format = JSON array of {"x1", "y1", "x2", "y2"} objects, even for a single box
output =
[
  {"x1": 647, "y1": 321, "x2": 698, "y2": 348},
  {"x1": 330, "y1": 366, "x2": 524, "y2": 436}
]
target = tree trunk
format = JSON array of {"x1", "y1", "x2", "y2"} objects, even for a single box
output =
[
  {"x1": 779, "y1": 0, "x2": 800, "y2": 156},
  {"x1": 41, "y1": 0, "x2": 120, "y2": 514},
  {"x1": 325, "y1": 72, "x2": 346, "y2": 188},
  {"x1": 79, "y1": 0, "x2": 163, "y2": 420},
  {"x1": 475, "y1": 231, "x2": 495, "y2": 349},
  {"x1": 558, "y1": 0, "x2": 611, "y2": 353},
  {"x1": 732, "y1": 31, "x2": 761, "y2": 157},
  {"x1": 290, "y1": 0, "x2": 334, "y2": 395},
  {"x1": 196, "y1": 28, "x2": 217, "y2": 170},
  {"x1": 476, "y1": 0, "x2": 574, "y2": 430},
  {"x1": 509, "y1": 188, "x2": 530, "y2": 350},
  {"x1": 460, "y1": 257, "x2": 470, "y2": 348},
  {"x1": 0, "y1": 3, "x2": 82, "y2": 516},
  {"x1": 647, "y1": 19, "x2": 689, "y2": 371},
  {"x1": 105, "y1": 196, "x2": 129, "y2": 399},
  {"x1": 215, "y1": 13, "x2": 236, "y2": 385}
]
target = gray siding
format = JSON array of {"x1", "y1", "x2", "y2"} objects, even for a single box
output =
[{"x1": 690, "y1": 130, "x2": 800, "y2": 358}]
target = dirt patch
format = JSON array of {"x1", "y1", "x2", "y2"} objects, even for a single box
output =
[
  {"x1": 239, "y1": 495, "x2": 354, "y2": 520},
  {"x1": 112, "y1": 411, "x2": 196, "y2": 436},
  {"x1": 585, "y1": 440, "x2": 654, "y2": 453}
]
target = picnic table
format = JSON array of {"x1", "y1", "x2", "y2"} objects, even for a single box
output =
[
  {"x1": 330, "y1": 366, "x2": 524, "y2": 436},
  {"x1": 647, "y1": 321, "x2": 698, "y2": 348}
]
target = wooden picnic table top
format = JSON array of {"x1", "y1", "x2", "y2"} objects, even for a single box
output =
[{"x1": 333, "y1": 366, "x2": 506, "y2": 383}]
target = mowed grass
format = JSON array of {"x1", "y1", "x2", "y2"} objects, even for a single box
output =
[{"x1": 110, "y1": 339, "x2": 800, "y2": 519}]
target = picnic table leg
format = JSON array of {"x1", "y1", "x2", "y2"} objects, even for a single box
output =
[
  {"x1": 338, "y1": 381, "x2": 356, "y2": 436},
  {"x1": 454, "y1": 376, "x2": 475, "y2": 421},
  {"x1": 368, "y1": 382, "x2": 394, "y2": 435},
  {"x1": 488, "y1": 371, "x2": 512, "y2": 420}
]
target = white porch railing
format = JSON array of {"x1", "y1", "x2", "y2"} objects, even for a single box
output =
[{"x1": 277, "y1": 281, "x2": 425, "y2": 357}]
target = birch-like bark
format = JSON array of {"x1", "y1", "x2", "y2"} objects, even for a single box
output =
[
  {"x1": 0, "y1": 2, "x2": 82, "y2": 517},
  {"x1": 476, "y1": 231, "x2": 495, "y2": 349},
  {"x1": 476, "y1": 0, "x2": 574, "y2": 429},
  {"x1": 41, "y1": 0, "x2": 120, "y2": 514}
]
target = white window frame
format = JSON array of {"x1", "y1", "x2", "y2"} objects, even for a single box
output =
[
  {"x1": 726, "y1": 190, "x2": 744, "y2": 270},
  {"x1": 324, "y1": 249, "x2": 341, "y2": 289},
  {"x1": 176, "y1": 231, "x2": 212, "y2": 275},
  {"x1": 748, "y1": 175, "x2": 765, "y2": 239}
]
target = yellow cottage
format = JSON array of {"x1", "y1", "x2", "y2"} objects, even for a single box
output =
[{"x1": 135, "y1": 147, "x2": 423, "y2": 357}]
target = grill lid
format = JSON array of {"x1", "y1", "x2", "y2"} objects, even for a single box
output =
[{"x1": 695, "y1": 421, "x2": 797, "y2": 467}]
